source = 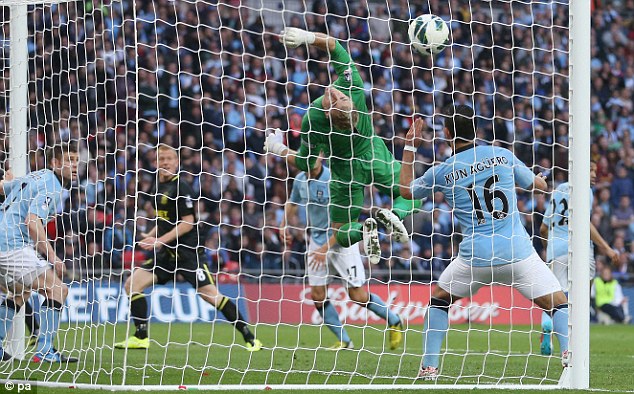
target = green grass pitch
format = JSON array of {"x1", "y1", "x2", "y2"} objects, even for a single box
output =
[{"x1": 0, "y1": 323, "x2": 631, "y2": 393}]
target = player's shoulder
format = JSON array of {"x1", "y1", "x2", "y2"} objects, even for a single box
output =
[
  {"x1": 176, "y1": 176, "x2": 195, "y2": 195},
  {"x1": 554, "y1": 182, "x2": 570, "y2": 193},
  {"x1": 34, "y1": 169, "x2": 60, "y2": 187},
  {"x1": 295, "y1": 172, "x2": 308, "y2": 182},
  {"x1": 475, "y1": 144, "x2": 514, "y2": 159}
]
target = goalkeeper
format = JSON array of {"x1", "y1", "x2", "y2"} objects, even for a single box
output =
[
  {"x1": 265, "y1": 28, "x2": 421, "y2": 264},
  {"x1": 281, "y1": 156, "x2": 403, "y2": 350}
]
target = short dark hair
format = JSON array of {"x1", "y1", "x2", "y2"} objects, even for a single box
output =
[
  {"x1": 441, "y1": 104, "x2": 477, "y2": 142},
  {"x1": 47, "y1": 142, "x2": 77, "y2": 166}
]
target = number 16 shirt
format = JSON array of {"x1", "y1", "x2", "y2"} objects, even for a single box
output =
[{"x1": 411, "y1": 145, "x2": 537, "y2": 267}]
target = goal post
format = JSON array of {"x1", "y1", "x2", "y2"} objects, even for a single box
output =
[
  {"x1": 5, "y1": 2, "x2": 29, "y2": 362},
  {"x1": 563, "y1": 0, "x2": 591, "y2": 389},
  {"x1": 0, "y1": 0, "x2": 592, "y2": 389}
]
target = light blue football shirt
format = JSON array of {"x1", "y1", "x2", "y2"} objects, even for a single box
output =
[
  {"x1": 289, "y1": 166, "x2": 330, "y2": 246},
  {"x1": 542, "y1": 182, "x2": 594, "y2": 262},
  {"x1": 0, "y1": 169, "x2": 64, "y2": 251},
  {"x1": 411, "y1": 145, "x2": 536, "y2": 266}
]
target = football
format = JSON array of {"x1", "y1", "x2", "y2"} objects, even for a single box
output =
[{"x1": 408, "y1": 14, "x2": 450, "y2": 56}]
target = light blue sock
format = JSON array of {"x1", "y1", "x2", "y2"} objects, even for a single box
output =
[
  {"x1": 366, "y1": 293, "x2": 400, "y2": 326},
  {"x1": 0, "y1": 300, "x2": 18, "y2": 342},
  {"x1": 317, "y1": 301, "x2": 351, "y2": 344},
  {"x1": 541, "y1": 310, "x2": 552, "y2": 331},
  {"x1": 37, "y1": 299, "x2": 63, "y2": 355},
  {"x1": 552, "y1": 304, "x2": 569, "y2": 353},
  {"x1": 422, "y1": 300, "x2": 450, "y2": 368}
]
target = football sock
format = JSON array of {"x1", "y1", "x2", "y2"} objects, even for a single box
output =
[
  {"x1": 130, "y1": 293, "x2": 149, "y2": 339},
  {"x1": 335, "y1": 222, "x2": 363, "y2": 248},
  {"x1": 217, "y1": 297, "x2": 255, "y2": 343},
  {"x1": 316, "y1": 300, "x2": 351, "y2": 344},
  {"x1": 541, "y1": 310, "x2": 552, "y2": 331},
  {"x1": 551, "y1": 304, "x2": 569, "y2": 352},
  {"x1": 37, "y1": 299, "x2": 63, "y2": 355},
  {"x1": 365, "y1": 293, "x2": 400, "y2": 326},
  {"x1": 24, "y1": 301, "x2": 40, "y2": 335},
  {"x1": 422, "y1": 297, "x2": 450, "y2": 369},
  {"x1": 392, "y1": 196, "x2": 422, "y2": 220},
  {"x1": 0, "y1": 299, "x2": 21, "y2": 341}
]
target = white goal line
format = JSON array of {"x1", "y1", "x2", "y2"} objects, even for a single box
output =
[{"x1": 0, "y1": 381, "x2": 563, "y2": 391}]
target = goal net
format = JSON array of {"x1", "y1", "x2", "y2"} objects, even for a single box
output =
[{"x1": 0, "y1": 0, "x2": 585, "y2": 389}]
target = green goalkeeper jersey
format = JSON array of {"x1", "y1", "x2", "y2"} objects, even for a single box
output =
[{"x1": 295, "y1": 41, "x2": 373, "y2": 172}]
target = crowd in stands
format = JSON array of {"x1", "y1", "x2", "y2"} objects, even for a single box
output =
[{"x1": 0, "y1": 0, "x2": 632, "y2": 284}]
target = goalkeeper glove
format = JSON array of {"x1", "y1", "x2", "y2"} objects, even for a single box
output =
[
  {"x1": 279, "y1": 28, "x2": 316, "y2": 49},
  {"x1": 264, "y1": 128, "x2": 288, "y2": 156}
]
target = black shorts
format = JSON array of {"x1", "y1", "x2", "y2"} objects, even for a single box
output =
[{"x1": 141, "y1": 247, "x2": 214, "y2": 289}]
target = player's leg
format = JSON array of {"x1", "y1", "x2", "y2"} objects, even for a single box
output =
[
  {"x1": 23, "y1": 296, "x2": 40, "y2": 346},
  {"x1": 312, "y1": 285, "x2": 352, "y2": 349},
  {"x1": 372, "y1": 145, "x2": 422, "y2": 241},
  {"x1": 308, "y1": 241, "x2": 352, "y2": 349},
  {"x1": 510, "y1": 252, "x2": 569, "y2": 363},
  {"x1": 31, "y1": 269, "x2": 74, "y2": 362},
  {"x1": 331, "y1": 244, "x2": 403, "y2": 349},
  {"x1": 0, "y1": 247, "x2": 74, "y2": 362},
  {"x1": 184, "y1": 250, "x2": 261, "y2": 351},
  {"x1": 329, "y1": 180, "x2": 380, "y2": 264},
  {"x1": 0, "y1": 289, "x2": 38, "y2": 348},
  {"x1": 541, "y1": 255, "x2": 567, "y2": 355},
  {"x1": 0, "y1": 283, "x2": 27, "y2": 360},
  {"x1": 420, "y1": 257, "x2": 478, "y2": 379},
  {"x1": 114, "y1": 264, "x2": 157, "y2": 349}
]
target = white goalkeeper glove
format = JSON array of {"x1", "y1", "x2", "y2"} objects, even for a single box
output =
[
  {"x1": 279, "y1": 28, "x2": 316, "y2": 49},
  {"x1": 264, "y1": 128, "x2": 288, "y2": 156}
]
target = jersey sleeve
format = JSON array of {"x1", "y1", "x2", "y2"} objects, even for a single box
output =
[
  {"x1": 330, "y1": 41, "x2": 364, "y2": 90},
  {"x1": 29, "y1": 192, "x2": 54, "y2": 220},
  {"x1": 411, "y1": 168, "x2": 435, "y2": 200},
  {"x1": 2, "y1": 179, "x2": 19, "y2": 196},
  {"x1": 295, "y1": 115, "x2": 319, "y2": 172},
  {"x1": 177, "y1": 182, "x2": 196, "y2": 218},
  {"x1": 511, "y1": 153, "x2": 536, "y2": 189}
]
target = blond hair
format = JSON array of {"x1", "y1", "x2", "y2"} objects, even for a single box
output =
[{"x1": 329, "y1": 100, "x2": 359, "y2": 131}]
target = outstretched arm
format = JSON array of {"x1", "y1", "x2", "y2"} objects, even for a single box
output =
[
  {"x1": 399, "y1": 118, "x2": 426, "y2": 200},
  {"x1": 540, "y1": 223, "x2": 549, "y2": 250},
  {"x1": 590, "y1": 222, "x2": 619, "y2": 264},
  {"x1": 279, "y1": 28, "x2": 336, "y2": 53},
  {"x1": 280, "y1": 28, "x2": 362, "y2": 90}
]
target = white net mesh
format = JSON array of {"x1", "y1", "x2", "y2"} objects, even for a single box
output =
[{"x1": 0, "y1": 0, "x2": 574, "y2": 388}]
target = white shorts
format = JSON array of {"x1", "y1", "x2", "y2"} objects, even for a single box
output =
[
  {"x1": 0, "y1": 247, "x2": 49, "y2": 289},
  {"x1": 438, "y1": 252, "x2": 562, "y2": 300},
  {"x1": 307, "y1": 239, "x2": 366, "y2": 288},
  {"x1": 550, "y1": 254, "x2": 596, "y2": 292}
]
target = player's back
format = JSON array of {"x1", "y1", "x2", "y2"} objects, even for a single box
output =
[
  {"x1": 433, "y1": 145, "x2": 535, "y2": 266},
  {"x1": 544, "y1": 183, "x2": 570, "y2": 261},
  {"x1": 543, "y1": 182, "x2": 594, "y2": 262},
  {"x1": 0, "y1": 169, "x2": 63, "y2": 251}
]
